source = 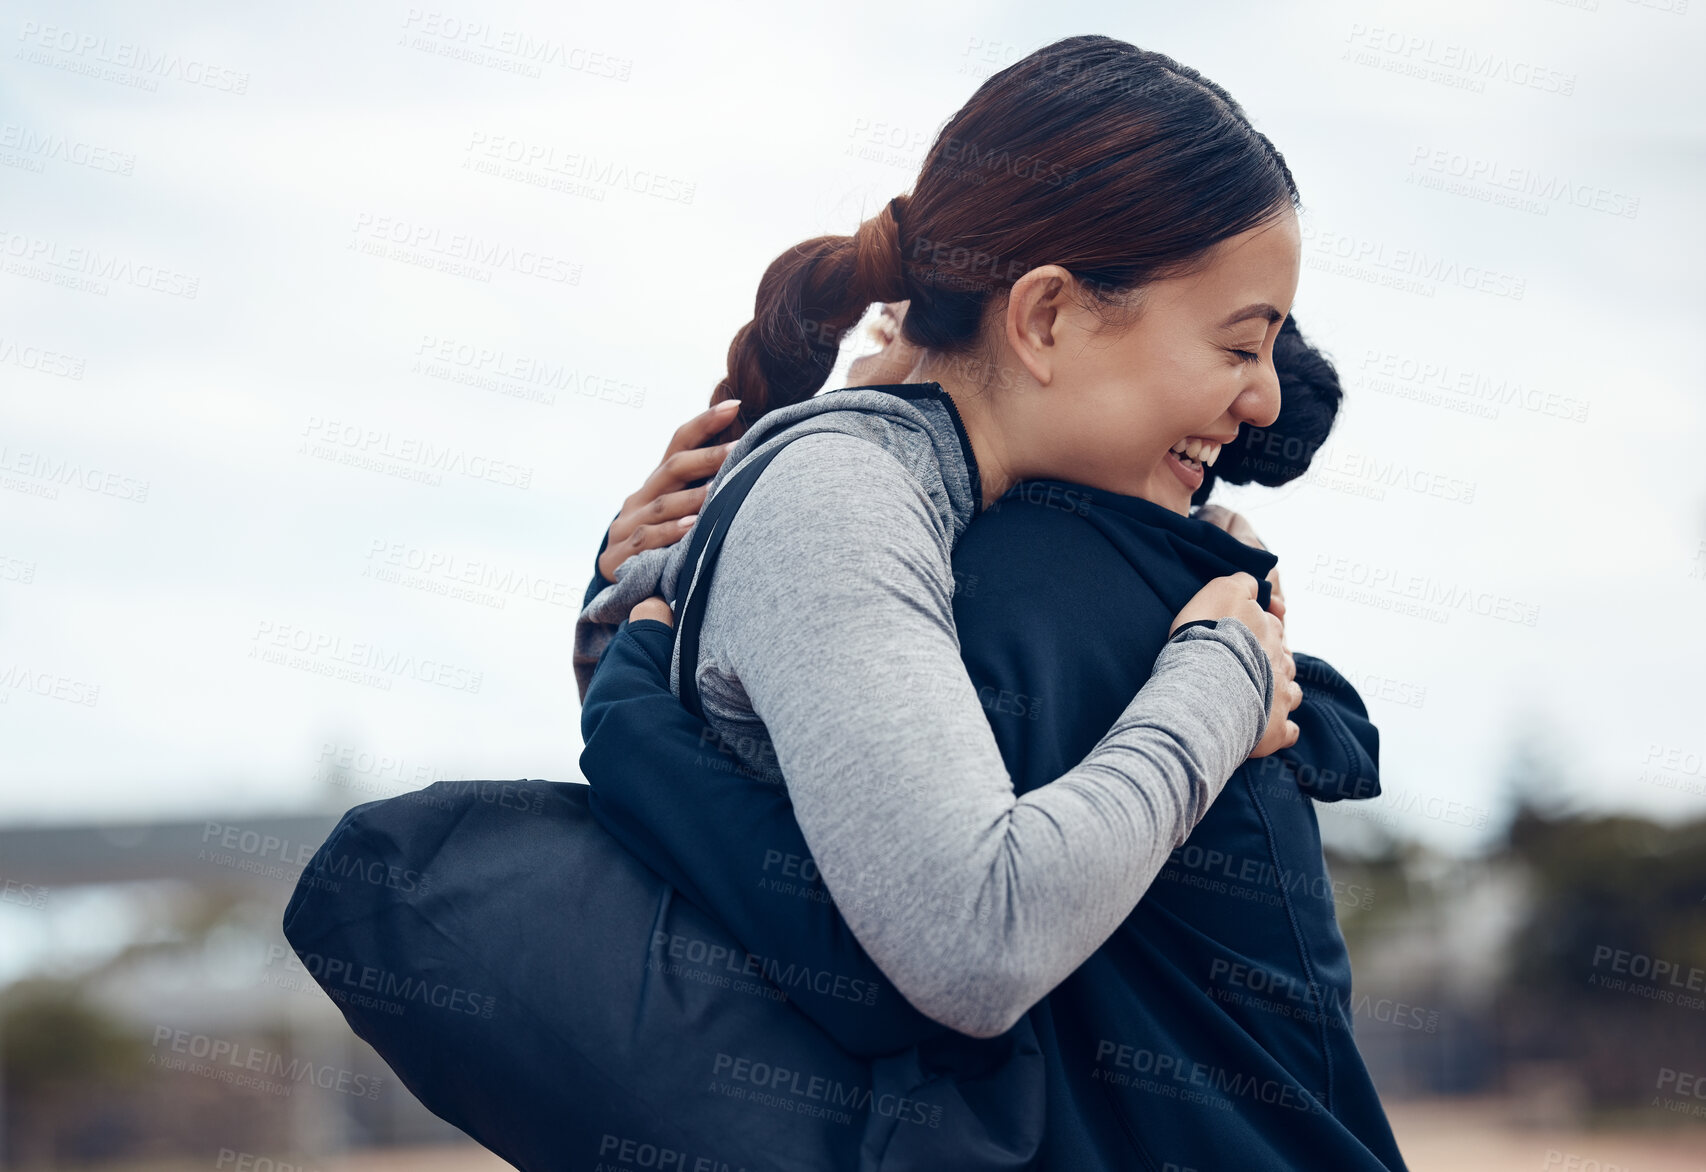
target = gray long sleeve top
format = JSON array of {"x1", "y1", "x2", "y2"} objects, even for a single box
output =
[{"x1": 580, "y1": 384, "x2": 1273, "y2": 1038}]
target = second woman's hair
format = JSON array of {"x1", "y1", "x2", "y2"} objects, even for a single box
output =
[{"x1": 710, "y1": 34, "x2": 1300, "y2": 441}]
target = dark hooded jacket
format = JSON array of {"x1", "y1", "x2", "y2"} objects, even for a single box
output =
[{"x1": 941, "y1": 480, "x2": 1406, "y2": 1170}]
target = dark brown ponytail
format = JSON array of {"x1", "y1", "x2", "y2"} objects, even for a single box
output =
[
  {"x1": 709, "y1": 195, "x2": 911, "y2": 441},
  {"x1": 711, "y1": 34, "x2": 1299, "y2": 442}
]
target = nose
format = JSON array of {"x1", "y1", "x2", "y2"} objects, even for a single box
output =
[{"x1": 1233, "y1": 358, "x2": 1282, "y2": 430}]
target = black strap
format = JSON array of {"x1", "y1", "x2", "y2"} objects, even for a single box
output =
[
  {"x1": 1170, "y1": 619, "x2": 1220, "y2": 640},
  {"x1": 672, "y1": 431, "x2": 813, "y2": 721}
]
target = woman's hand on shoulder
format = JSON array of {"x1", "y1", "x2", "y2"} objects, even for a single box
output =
[
  {"x1": 1171, "y1": 572, "x2": 1301, "y2": 757},
  {"x1": 598, "y1": 399, "x2": 740, "y2": 582},
  {"x1": 1195, "y1": 503, "x2": 1285, "y2": 622}
]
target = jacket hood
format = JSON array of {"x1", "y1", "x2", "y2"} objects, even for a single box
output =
[{"x1": 985, "y1": 479, "x2": 1379, "y2": 805}]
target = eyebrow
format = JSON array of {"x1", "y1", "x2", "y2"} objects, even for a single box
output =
[{"x1": 1220, "y1": 303, "x2": 1284, "y2": 328}]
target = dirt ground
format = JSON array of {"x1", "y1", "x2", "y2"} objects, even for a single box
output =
[
  {"x1": 45, "y1": 1099, "x2": 1706, "y2": 1171},
  {"x1": 344, "y1": 1102, "x2": 1706, "y2": 1171},
  {"x1": 254, "y1": 1103, "x2": 1706, "y2": 1171},
  {"x1": 1384, "y1": 1099, "x2": 1706, "y2": 1172}
]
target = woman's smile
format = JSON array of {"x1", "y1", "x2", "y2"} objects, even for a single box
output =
[{"x1": 1164, "y1": 434, "x2": 1233, "y2": 492}]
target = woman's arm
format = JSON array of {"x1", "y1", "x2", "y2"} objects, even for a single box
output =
[
  {"x1": 695, "y1": 433, "x2": 1281, "y2": 1039},
  {"x1": 574, "y1": 402, "x2": 738, "y2": 702}
]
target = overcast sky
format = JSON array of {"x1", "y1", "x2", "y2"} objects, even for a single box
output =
[{"x1": 2, "y1": 0, "x2": 1702, "y2": 854}]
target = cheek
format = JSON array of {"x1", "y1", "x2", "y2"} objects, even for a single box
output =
[
  {"x1": 1081, "y1": 380, "x2": 1192, "y2": 459},
  {"x1": 1145, "y1": 375, "x2": 1220, "y2": 431},
  {"x1": 1088, "y1": 401, "x2": 1176, "y2": 473},
  {"x1": 1072, "y1": 334, "x2": 1226, "y2": 454},
  {"x1": 1123, "y1": 333, "x2": 1223, "y2": 409},
  {"x1": 1177, "y1": 360, "x2": 1246, "y2": 417}
]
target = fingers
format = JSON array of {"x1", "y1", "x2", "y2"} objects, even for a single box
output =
[
  {"x1": 664, "y1": 399, "x2": 741, "y2": 461},
  {"x1": 1194, "y1": 503, "x2": 1233, "y2": 531},
  {"x1": 644, "y1": 442, "x2": 734, "y2": 499},
  {"x1": 1230, "y1": 516, "x2": 1266, "y2": 551},
  {"x1": 601, "y1": 414, "x2": 736, "y2": 581},
  {"x1": 869, "y1": 306, "x2": 900, "y2": 347},
  {"x1": 871, "y1": 301, "x2": 909, "y2": 343},
  {"x1": 599, "y1": 485, "x2": 710, "y2": 580},
  {"x1": 627, "y1": 515, "x2": 701, "y2": 556},
  {"x1": 602, "y1": 509, "x2": 703, "y2": 576},
  {"x1": 1168, "y1": 571, "x2": 1299, "y2": 761},
  {"x1": 1251, "y1": 689, "x2": 1302, "y2": 759},
  {"x1": 629, "y1": 597, "x2": 675, "y2": 628},
  {"x1": 1249, "y1": 604, "x2": 1281, "y2": 649},
  {"x1": 1170, "y1": 572, "x2": 1278, "y2": 636},
  {"x1": 1268, "y1": 642, "x2": 1299, "y2": 701},
  {"x1": 1194, "y1": 505, "x2": 1264, "y2": 549},
  {"x1": 1266, "y1": 568, "x2": 1287, "y2": 622},
  {"x1": 598, "y1": 403, "x2": 741, "y2": 583},
  {"x1": 636, "y1": 484, "x2": 710, "y2": 528},
  {"x1": 638, "y1": 403, "x2": 739, "y2": 501}
]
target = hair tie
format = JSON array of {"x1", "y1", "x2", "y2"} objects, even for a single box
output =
[{"x1": 887, "y1": 194, "x2": 909, "y2": 281}]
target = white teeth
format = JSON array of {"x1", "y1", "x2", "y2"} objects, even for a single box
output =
[{"x1": 1169, "y1": 438, "x2": 1221, "y2": 467}]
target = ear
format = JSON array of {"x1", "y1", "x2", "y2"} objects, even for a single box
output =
[{"x1": 1002, "y1": 265, "x2": 1075, "y2": 387}]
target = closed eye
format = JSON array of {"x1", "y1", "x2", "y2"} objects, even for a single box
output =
[{"x1": 1231, "y1": 349, "x2": 1261, "y2": 364}]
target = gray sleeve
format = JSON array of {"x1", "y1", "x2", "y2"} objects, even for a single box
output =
[{"x1": 701, "y1": 433, "x2": 1272, "y2": 1039}]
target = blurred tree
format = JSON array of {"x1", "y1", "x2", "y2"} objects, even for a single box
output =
[
  {"x1": 1497, "y1": 805, "x2": 1706, "y2": 1106},
  {"x1": 0, "y1": 981, "x2": 142, "y2": 1096}
]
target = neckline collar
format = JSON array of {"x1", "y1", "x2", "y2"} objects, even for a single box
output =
[{"x1": 835, "y1": 381, "x2": 984, "y2": 520}]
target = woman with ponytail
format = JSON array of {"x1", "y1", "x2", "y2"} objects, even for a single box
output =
[
  {"x1": 551, "y1": 35, "x2": 1421, "y2": 1171},
  {"x1": 580, "y1": 33, "x2": 1303, "y2": 1043}
]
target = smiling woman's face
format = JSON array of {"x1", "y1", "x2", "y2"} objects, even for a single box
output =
[{"x1": 1020, "y1": 211, "x2": 1302, "y2": 514}]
